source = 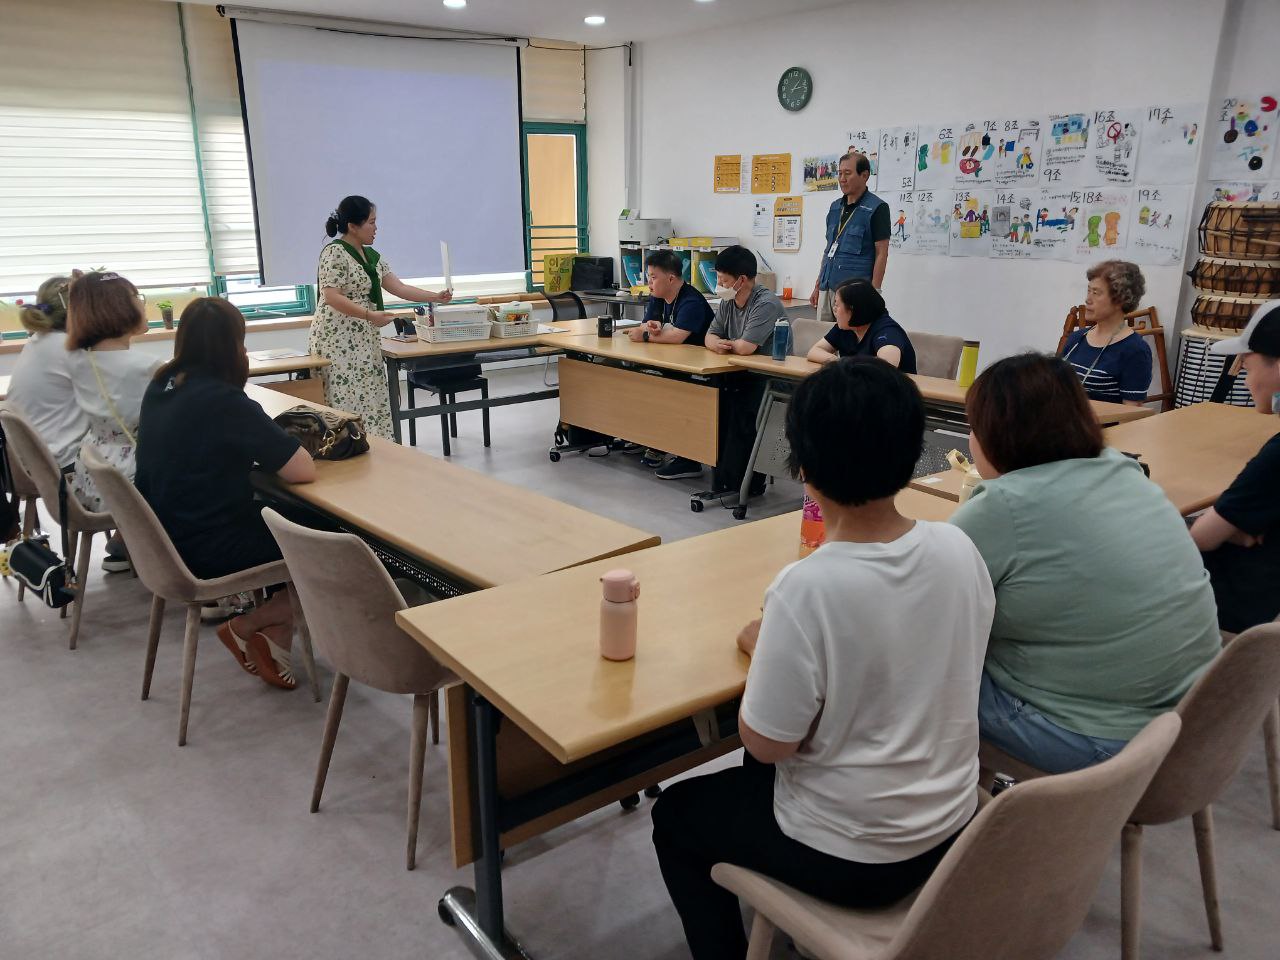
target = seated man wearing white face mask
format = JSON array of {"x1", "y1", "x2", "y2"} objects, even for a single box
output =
[{"x1": 702, "y1": 246, "x2": 787, "y2": 494}]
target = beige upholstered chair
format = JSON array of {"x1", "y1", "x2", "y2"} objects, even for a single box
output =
[
  {"x1": 262, "y1": 508, "x2": 457, "y2": 871},
  {"x1": 1, "y1": 409, "x2": 114, "y2": 649},
  {"x1": 712, "y1": 713, "x2": 1181, "y2": 960},
  {"x1": 1220, "y1": 625, "x2": 1280, "y2": 830},
  {"x1": 907, "y1": 332, "x2": 965, "y2": 379},
  {"x1": 980, "y1": 623, "x2": 1280, "y2": 960},
  {"x1": 81, "y1": 450, "x2": 319, "y2": 745},
  {"x1": 789, "y1": 317, "x2": 832, "y2": 358}
]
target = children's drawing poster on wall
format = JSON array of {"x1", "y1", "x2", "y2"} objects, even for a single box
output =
[
  {"x1": 1128, "y1": 185, "x2": 1192, "y2": 266},
  {"x1": 1264, "y1": 182, "x2": 1280, "y2": 203},
  {"x1": 1075, "y1": 188, "x2": 1132, "y2": 261},
  {"x1": 989, "y1": 188, "x2": 1041, "y2": 260},
  {"x1": 1087, "y1": 108, "x2": 1144, "y2": 184},
  {"x1": 845, "y1": 129, "x2": 879, "y2": 189},
  {"x1": 878, "y1": 126, "x2": 918, "y2": 192},
  {"x1": 1033, "y1": 189, "x2": 1084, "y2": 260},
  {"x1": 1041, "y1": 112, "x2": 1092, "y2": 187},
  {"x1": 1209, "y1": 181, "x2": 1268, "y2": 202},
  {"x1": 909, "y1": 189, "x2": 951, "y2": 256},
  {"x1": 1140, "y1": 104, "x2": 1204, "y2": 184},
  {"x1": 714, "y1": 155, "x2": 744, "y2": 193},
  {"x1": 751, "y1": 153, "x2": 792, "y2": 194},
  {"x1": 993, "y1": 118, "x2": 1043, "y2": 186},
  {"x1": 915, "y1": 124, "x2": 958, "y2": 190},
  {"x1": 803, "y1": 154, "x2": 843, "y2": 192},
  {"x1": 949, "y1": 189, "x2": 994, "y2": 257},
  {"x1": 1209, "y1": 94, "x2": 1279, "y2": 180},
  {"x1": 882, "y1": 192, "x2": 918, "y2": 254},
  {"x1": 954, "y1": 120, "x2": 1000, "y2": 187}
]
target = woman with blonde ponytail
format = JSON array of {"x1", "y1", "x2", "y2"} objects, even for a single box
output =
[{"x1": 7, "y1": 274, "x2": 89, "y2": 470}]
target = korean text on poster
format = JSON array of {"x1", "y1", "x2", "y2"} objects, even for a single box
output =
[
  {"x1": 1075, "y1": 188, "x2": 1132, "y2": 261},
  {"x1": 1140, "y1": 104, "x2": 1204, "y2": 184},
  {"x1": 882, "y1": 192, "x2": 919, "y2": 255},
  {"x1": 714, "y1": 155, "x2": 743, "y2": 193},
  {"x1": 751, "y1": 154, "x2": 793, "y2": 194},
  {"x1": 993, "y1": 118, "x2": 1043, "y2": 187},
  {"x1": 954, "y1": 120, "x2": 1000, "y2": 187},
  {"x1": 948, "y1": 189, "x2": 995, "y2": 258},
  {"x1": 845, "y1": 129, "x2": 879, "y2": 189},
  {"x1": 1041, "y1": 112, "x2": 1092, "y2": 187},
  {"x1": 1087, "y1": 108, "x2": 1144, "y2": 184},
  {"x1": 1128, "y1": 185, "x2": 1192, "y2": 266},
  {"x1": 989, "y1": 188, "x2": 1041, "y2": 260},
  {"x1": 908, "y1": 189, "x2": 951, "y2": 256},
  {"x1": 878, "y1": 127, "x2": 918, "y2": 192},
  {"x1": 1033, "y1": 189, "x2": 1084, "y2": 260},
  {"x1": 915, "y1": 124, "x2": 958, "y2": 190}
]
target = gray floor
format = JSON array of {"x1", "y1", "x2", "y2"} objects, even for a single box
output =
[{"x1": 1, "y1": 364, "x2": 1277, "y2": 960}]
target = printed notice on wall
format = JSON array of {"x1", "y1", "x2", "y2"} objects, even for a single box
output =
[
  {"x1": 714, "y1": 155, "x2": 744, "y2": 193},
  {"x1": 772, "y1": 196, "x2": 803, "y2": 251},
  {"x1": 751, "y1": 153, "x2": 792, "y2": 194}
]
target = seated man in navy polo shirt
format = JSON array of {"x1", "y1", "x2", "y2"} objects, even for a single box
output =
[{"x1": 628, "y1": 249, "x2": 715, "y2": 477}]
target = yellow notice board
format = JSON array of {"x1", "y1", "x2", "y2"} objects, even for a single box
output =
[
  {"x1": 751, "y1": 153, "x2": 792, "y2": 194},
  {"x1": 714, "y1": 155, "x2": 743, "y2": 193}
]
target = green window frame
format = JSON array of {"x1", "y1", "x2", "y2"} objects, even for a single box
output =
[{"x1": 522, "y1": 122, "x2": 589, "y2": 292}]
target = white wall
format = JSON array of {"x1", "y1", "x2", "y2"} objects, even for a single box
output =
[
  {"x1": 585, "y1": 46, "x2": 629, "y2": 269},
  {"x1": 623, "y1": 0, "x2": 1238, "y2": 366}
]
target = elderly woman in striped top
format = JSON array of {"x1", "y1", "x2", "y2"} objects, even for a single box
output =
[{"x1": 1059, "y1": 260, "x2": 1152, "y2": 406}]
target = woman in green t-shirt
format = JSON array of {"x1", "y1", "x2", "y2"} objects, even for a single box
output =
[{"x1": 951, "y1": 353, "x2": 1219, "y2": 773}]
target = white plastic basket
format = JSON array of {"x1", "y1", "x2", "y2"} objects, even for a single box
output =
[
  {"x1": 413, "y1": 319, "x2": 492, "y2": 343},
  {"x1": 490, "y1": 319, "x2": 536, "y2": 338}
]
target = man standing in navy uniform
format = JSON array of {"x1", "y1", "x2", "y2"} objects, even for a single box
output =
[{"x1": 809, "y1": 151, "x2": 890, "y2": 324}]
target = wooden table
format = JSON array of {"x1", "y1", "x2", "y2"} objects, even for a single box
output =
[
  {"x1": 378, "y1": 318, "x2": 599, "y2": 445},
  {"x1": 247, "y1": 384, "x2": 659, "y2": 595},
  {"x1": 396, "y1": 488, "x2": 954, "y2": 956},
  {"x1": 910, "y1": 402, "x2": 1278, "y2": 513},
  {"x1": 551, "y1": 334, "x2": 744, "y2": 479},
  {"x1": 726, "y1": 354, "x2": 1155, "y2": 426},
  {"x1": 246, "y1": 352, "x2": 330, "y2": 378},
  {"x1": 1103, "y1": 402, "x2": 1277, "y2": 515}
]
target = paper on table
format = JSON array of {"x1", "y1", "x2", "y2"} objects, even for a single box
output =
[
  {"x1": 440, "y1": 240, "x2": 452, "y2": 291},
  {"x1": 248, "y1": 348, "x2": 306, "y2": 360}
]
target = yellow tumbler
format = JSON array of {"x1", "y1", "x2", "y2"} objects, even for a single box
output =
[{"x1": 956, "y1": 339, "x2": 981, "y2": 389}]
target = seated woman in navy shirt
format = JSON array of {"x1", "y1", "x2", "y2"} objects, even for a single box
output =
[
  {"x1": 1059, "y1": 260, "x2": 1152, "y2": 406},
  {"x1": 806, "y1": 279, "x2": 917, "y2": 373},
  {"x1": 1191, "y1": 300, "x2": 1280, "y2": 632},
  {"x1": 135, "y1": 298, "x2": 316, "y2": 690}
]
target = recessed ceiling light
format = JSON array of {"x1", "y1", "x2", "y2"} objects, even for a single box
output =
[
  {"x1": 584, "y1": 15, "x2": 606, "y2": 25},
  {"x1": 443, "y1": 0, "x2": 465, "y2": 8}
]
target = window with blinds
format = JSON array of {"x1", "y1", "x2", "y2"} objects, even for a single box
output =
[
  {"x1": 0, "y1": 0, "x2": 210, "y2": 295},
  {"x1": 182, "y1": 3, "x2": 257, "y2": 277},
  {"x1": 521, "y1": 41, "x2": 586, "y2": 124}
]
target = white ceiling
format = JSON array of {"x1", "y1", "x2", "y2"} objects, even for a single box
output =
[{"x1": 199, "y1": 0, "x2": 847, "y2": 45}]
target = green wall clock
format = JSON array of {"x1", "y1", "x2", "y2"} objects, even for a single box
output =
[{"x1": 777, "y1": 67, "x2": 812, "y2": 112}]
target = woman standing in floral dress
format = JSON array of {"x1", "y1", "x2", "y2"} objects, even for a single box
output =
[{"x1": 310, "y1": 196, "x2": 452, "y2": 438}]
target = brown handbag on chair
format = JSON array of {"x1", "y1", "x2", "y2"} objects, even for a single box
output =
[{"x1": 273, "y1": 406, "x2": 370, "y2": 461}]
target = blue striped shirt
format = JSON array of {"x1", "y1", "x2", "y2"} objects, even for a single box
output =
[{"x1": 1060, "y1": 330, "x2": 1152, "y2": 404}]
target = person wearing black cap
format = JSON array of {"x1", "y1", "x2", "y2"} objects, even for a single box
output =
[{"x1": 1191, "y1": 299, "x2": 1280, "y2": 632}]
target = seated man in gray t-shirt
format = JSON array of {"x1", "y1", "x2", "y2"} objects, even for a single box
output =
[{"x1": 655, "y1": 246, "x2": 784, "y2": 491}]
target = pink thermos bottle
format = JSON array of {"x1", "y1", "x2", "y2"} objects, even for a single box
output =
[{"x1": 599, "y1": 569, "x2": 640, "y2": 661}]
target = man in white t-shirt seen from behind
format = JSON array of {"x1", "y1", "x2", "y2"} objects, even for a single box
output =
[{"x1": 651, "y1": 357, "x2": 996, "y2": 960}]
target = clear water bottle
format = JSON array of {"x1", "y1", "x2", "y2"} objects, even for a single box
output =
[{"x1": 772, "y1": 316, "x2": 791, "y2": 361}]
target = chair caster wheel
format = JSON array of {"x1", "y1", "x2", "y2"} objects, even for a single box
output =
[
  {"x1": 732, "y1": 506, "x2": 748, "y2": 520},
  {"x1": 620, "y1": 793, "x2": 641, "y2": 810},
  {"x1": 549, "y1": 451, "x2": 561, "y2": 462},
  {"x1": 690, "y1": 500, "x2": 704, "y2": 513},
  {"x1": 644, "y1": 784, "x2": 663, "y2": 798}
]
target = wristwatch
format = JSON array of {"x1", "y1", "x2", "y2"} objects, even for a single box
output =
[{"x1": 642, "y1": 329, "x2": 650, "y2": 342}]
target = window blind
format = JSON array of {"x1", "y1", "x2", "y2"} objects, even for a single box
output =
[
  {"x1": 521, "y1": 41, "x2": 586, "y2": 124},
  {"x1": 181, "y1": 4, "x2": 257, "y2": 277},
  {"x1": 0, "y1": 0, "x2": 211, "y2": 294}
]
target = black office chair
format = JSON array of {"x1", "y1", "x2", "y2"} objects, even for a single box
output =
[
  {"x1": 545, "y1": 290, "x2": 586, "y2": 321},
  {"x1": 406, "y1": 358, "x2": 489, "y2": 457}
]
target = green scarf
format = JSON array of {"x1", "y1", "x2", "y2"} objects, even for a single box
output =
[{"x1": 331, "y1": 240, "x2": 383, "y2": 310}]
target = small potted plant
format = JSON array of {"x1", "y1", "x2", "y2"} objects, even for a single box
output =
[{"x1": 157, "y1": 300, "x2": 175, "y2": 329}]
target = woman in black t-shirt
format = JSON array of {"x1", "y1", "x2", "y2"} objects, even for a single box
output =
[
  {"x1": 805, "y1": 279, "x2": 917, "y2": 374},
  {"x1": 135, "y1": 298, "x2": 316, "y2": 689}
]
